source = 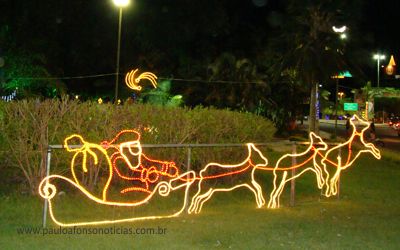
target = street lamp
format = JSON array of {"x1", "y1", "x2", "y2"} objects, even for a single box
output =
[
  {"x1": 332, "y1": 25, "x2": 347, "y2": 40},
  {"x1": 332, "y1": 25, "x2": 348, "y2": 138},
  {"x1": 113, "y1": 0, "x2": 130, "y2": 103},
  {"x1": 332, "y1": 25, "x2": 347, "y2": 33},
  {"x1": 373, "y1": 54, "x2": 386, "y2": 88}
]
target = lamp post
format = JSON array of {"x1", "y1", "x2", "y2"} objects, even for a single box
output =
[
  {"x1": 112, "y1": 0, "x2": 130, "y2": 103},
  {"x1": 332, "y1": 25, "x2": 347, "y2": 138},
  {"x1": 332, "y1": 25, "x2": 347, "y2": 41},
  {"x1": 373, "y1": 54, "x2": 386, "y2": 88}
]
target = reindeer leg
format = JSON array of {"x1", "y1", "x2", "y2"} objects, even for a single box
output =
[
  {"x1": 313, "y1": 164, "x2": 325, "y2": 189},
  {"x1": 330, "y1": 169, "x2": 341, "y2": 196},
  {"x1": 268, "y1": 171, "x2": 279, "y2": 208},
  {"x1": 275, "y1": 171, "x2": 288, "y2": 208},
  {"x1": 251, "y1": 180, "x2": 265, "y2": 207},
  {"x1": 269, "y1": 171, "x2": 288, "y2": 208},
  {"x1": 188, "y1": 181, "x2": 203, "y2": 214},
  {"x1": 194, "y1": 188, "x2": 213, "y2": 214},
  {"x1": 189, "y1": 192, "x2": 204, "y2": 214}
]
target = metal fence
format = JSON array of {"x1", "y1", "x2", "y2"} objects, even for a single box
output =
[{"x1": 42, "y1": 141, "x2": 341, "y2": 227}]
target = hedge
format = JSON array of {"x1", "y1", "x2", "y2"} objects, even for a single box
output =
[{"x1": 0, "y1": 98, "x2": 276, "y2": 194}]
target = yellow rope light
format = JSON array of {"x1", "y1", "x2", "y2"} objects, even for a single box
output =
[
  {"x1": 125, "y1": 69, "x2": 158, "y2": 91},
  {"x1": 188, "y1": 143, "x2": 269, "y2": 214},
  {"x1": 39, "y1": 116, "x2": 381, "y2": 226}
]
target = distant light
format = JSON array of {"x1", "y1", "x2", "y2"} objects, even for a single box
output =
[
  {"x1": 75, "y1": 95, "x2": 79, "y2": 99},
  {"x1": 112, "y1": 0, "x2": 130, "y2": 7},
  {"x1": 332, "y1": 71, "x2": 352, "y2": 79},
  {"x1": 332, "y1": 26, "x2": 347, "y2": 33},
  {"x1": 385, "y1": 55, "x2": 396, "y2": 76},
  {"x1": 373, "y1": 54, "x2": 386, "y2": 60},
  {"x1": 252, "y1": 0, "x2": 267, "y2": 7},
  {"x1": 340, "y1": 33, "x2": 347, "y2": 40},
  {"x1": 319, "y1": 84, "x2": 323, "y2": 87}
]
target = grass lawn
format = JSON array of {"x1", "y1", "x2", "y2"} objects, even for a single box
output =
[{"x1": 0, "y1": 149, "x2": 399, "y2": 249}]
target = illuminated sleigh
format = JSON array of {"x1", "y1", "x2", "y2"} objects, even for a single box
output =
[{"x1": 39, "y1": 130, "x2": 195, "y2": 227}]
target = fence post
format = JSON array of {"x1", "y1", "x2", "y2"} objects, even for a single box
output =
[
  {"x1": 184, "y1": 146, "x2": 192, "y2": 211},
  {"x1": 337, "y1": 147, "x2": 341, "y2": 199},
  {"x1": 42, "y1": 147, "x2": 52, "y2": 228},
  {"x1": 290, "y1": 143, "x2": 297, "y2": 207}
]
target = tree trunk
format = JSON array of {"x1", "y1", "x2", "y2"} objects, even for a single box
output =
[{"x1": 309, "y1": 82, "x2": 319, "y2": 134}]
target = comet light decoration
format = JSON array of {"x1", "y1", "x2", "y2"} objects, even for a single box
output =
[{"x1": 125, "y1": 69, "x2": 158, "y2": 91}]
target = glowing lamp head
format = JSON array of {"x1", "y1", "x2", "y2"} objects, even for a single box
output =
[
  {"x1": 332, "y1": 25, "x2": 347, "y2": 33},
  {"x1": 373, "y1": 54, "x2": 386, "y2": 60},
  {"x1": 112, "y1": 0, "x2": 130, "y2": 7}
]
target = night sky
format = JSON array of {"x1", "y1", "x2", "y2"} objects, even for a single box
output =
[{"x1": 0, "y1": 0, "x2": 398, "y2": 98}]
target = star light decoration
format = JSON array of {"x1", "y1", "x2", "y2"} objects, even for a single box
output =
[
  {"x1": 39, "y1": 115, "x2": 380, "y2": 226},
  {"x1": 125, "y1": 69, "x2": 158, "y2": 91}
]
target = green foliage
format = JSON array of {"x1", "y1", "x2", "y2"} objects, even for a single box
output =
[
  {"x1": 265, "y1": 1, "x2": 359, "y2": 133},
  {"x1": 0, "y1": 25, "x2": 66, "y2": 98},
  {"x1": 263, "y1": 68, "x2": 308, "y2": 132},
  {"x1": 205, "y1": 53, "x2": 269, "y2": 110},
  {"x1": 139, "y1": 80, "x2": 183, "y2": 107},
  {"x1": 0, "y1": 98, "x2": 275, "y2": 194}
]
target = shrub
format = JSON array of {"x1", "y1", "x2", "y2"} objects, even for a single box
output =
[{"x1": 0, "y1": 98, "x2": 276, "y2": 194}]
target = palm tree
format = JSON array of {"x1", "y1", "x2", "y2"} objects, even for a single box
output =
[
  {"x1": 270, "y1": 1, "x2": 349, "y2": 133},
  {"x1": 205, "y1": 52, "x2": 270, "y2": 111}
]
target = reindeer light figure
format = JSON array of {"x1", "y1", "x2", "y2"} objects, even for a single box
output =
[
  {"x1": 319, "y1": 115, "x2": 381, "y2": 197},
  {"x1": 39, "y1": 115, "x2": 382, "y2": 226},
  {"x1": 267, "y1": 133, "x2": 328, "y2": 208},
  {"x1": 188, "y1": 143, "x2": 269, "y2": 214}
]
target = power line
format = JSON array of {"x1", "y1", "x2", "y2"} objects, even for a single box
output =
[
  {"x1": 7, "y1": 73, "x2": 357, "y2": 88},
  {"x1": 158, "y1": 77, "x2": 265, "y2": 84},
  {"x1": 9, "y1": 73, "x2": 116, "y2": 80},
  {"x1": 8, "y1": 73, "x2": 266, "y2": 84}
]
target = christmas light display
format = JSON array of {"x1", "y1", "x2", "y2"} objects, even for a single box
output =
[
  {"x1": 39, "y1": 116, "x2": 380, "y2": 226},
  {"x1": 268, "y1": 115, "x2": 380, "y2": 208},
  {"x1": 385, "y1": 55, "x2": 396, "y2": 76},
  {"x1": 319, "y1": 115, "x2": 381, "y2": 197},
  {"x1": 267, "y1": 133, "x2": 328, "y2": 209},
  {"x1": 188, "y1": 143, "x2": 269, "y2": 214},
  {"x1": 125, "y1": 69, "x2": 158, "y2": 91},
  {"x1": 39, "y1": 130, "x2": 195, "y2": 226}
]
